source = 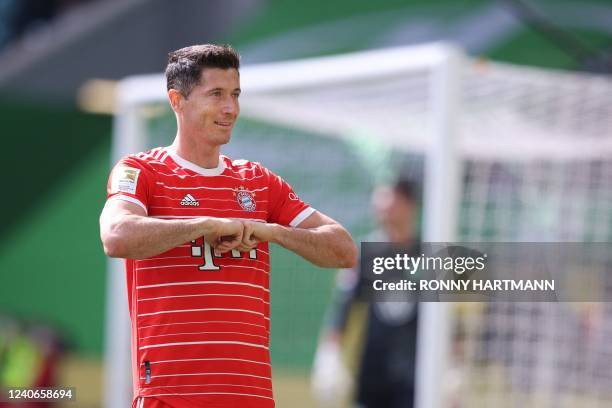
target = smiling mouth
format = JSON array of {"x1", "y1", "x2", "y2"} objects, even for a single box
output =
[{"x1": 214, "y1": 121, "x2": 233, "y2": 127}]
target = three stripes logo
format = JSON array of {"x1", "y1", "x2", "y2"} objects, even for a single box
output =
[{"x1": 180, "y1": 194, "x2": 199, "y2": 206}]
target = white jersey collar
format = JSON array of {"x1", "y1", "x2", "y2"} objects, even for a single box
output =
[{"x1": 165, "y1": 145, "x2": 226, "y2": 176}]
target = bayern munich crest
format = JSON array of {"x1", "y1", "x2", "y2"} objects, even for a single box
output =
[{"x1": 234, "y1": 186, "x2": 257, "y2": 212}]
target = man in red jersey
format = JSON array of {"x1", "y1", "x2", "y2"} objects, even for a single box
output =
[{"x1": 99, "y1": 44, "x2": 357, "y2": 408}]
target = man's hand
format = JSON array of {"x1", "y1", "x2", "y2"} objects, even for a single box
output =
[
  {"x1": 227, "y1": 212, "x2": 357, "y2": 269},
  {"x1": 204, "y1": 218, "x2": 245, "y2": 254},
  {"x1": 236, "y1": 221, "x2": 277, "y2": 252},
  {"x1": 311, "y1": 338, "x2": 352, "y2": 406}
]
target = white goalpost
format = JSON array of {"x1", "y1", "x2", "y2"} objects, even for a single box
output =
[{"x1": 107, "y1": 42, "x2": 612, "y2": 408}]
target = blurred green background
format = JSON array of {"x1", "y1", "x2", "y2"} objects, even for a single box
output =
[{"x1": 0, "y1": 0, "x2": 610, "y2": 405}]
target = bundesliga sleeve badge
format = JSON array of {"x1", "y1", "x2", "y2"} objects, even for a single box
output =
[
  {"x1": 111, "y1": 166, "x2": 140, "y2": 195},
  {"x1": 234, "y1": 186, "x2": 257, "y2": 212}
]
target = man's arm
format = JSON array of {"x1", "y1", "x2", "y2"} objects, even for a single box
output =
[
  {"x1": 243, "y1": 211, "x2": 357, "y2": 269},
  {"x1": 323, "y1": 266, "x2": 361, "y2": 341},
  {"x1": 100, "y1": 199, "x2": 244, "y2": 260},
  {"x1": 311, "y1": 267, "x2": 358, "y2": 404}
]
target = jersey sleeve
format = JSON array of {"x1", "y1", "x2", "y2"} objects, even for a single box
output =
[
  {"x1": 106, "y1": 156, "x2": 154, "y2": 214},
  {"x1": 264, "y1": 167, "x2": 315, "y2": 227}
]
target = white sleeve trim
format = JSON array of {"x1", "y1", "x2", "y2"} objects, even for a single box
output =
[
  {"x1": 108, "y1": 194, "x2": 148, "y2": 215},
  {"x1": 289, "y1": 207, "x2": 316, "y2": 227}
]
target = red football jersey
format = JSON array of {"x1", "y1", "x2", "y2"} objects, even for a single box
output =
[{"x1": 106, "y1": 146, "x2": 314, "y2": 408}]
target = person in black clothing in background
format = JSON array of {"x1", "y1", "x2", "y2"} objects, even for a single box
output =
[{"x1": 312, "y1": 178, "x2": 421, "y2": 408}]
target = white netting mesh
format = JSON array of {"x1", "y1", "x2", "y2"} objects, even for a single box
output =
[
  {"x1": 449, "y1": 63, "x2": 612, "y2": 408},
  {"x1": 241, "y1": 70, "x2": 433, "y2": 153},
  {"x1": 240, "y1": 55, "x2": 612, "y2": 407}
]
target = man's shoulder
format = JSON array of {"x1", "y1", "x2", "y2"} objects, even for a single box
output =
[
  {"x1": 120, "y1": 147, "x2": 169, "y2": 170},
  {"x1": 222, "y1": 156, "x2": 266, "y2": 174}
]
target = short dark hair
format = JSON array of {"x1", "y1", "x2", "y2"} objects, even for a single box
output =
[
  {"x1": 393, "y1": 178, "x2": 419, "y2": 202},
  {"x1": 165, "y1": 44, "x2": 240, "y2": 97}
]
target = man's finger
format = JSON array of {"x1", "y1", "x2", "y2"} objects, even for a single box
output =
[
  {"x1": 216, "y1": 243, "x2": 236, "y2": 254},
  {"x1": 242, "y1": 223, "x2": 255, "y2": 242},
  {"x1": 224, "y1": 235, "x2": 243, "y2": 248},
  {"x1": 236, "y1": 244, "x2": 252, "y2": 252}
]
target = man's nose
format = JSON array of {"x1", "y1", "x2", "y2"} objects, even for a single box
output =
[{"x1": 222, "y1": 97, "x2": 238, "y2": 115}]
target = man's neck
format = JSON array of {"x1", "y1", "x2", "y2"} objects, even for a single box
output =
[{"x1": 171, "y1": 133, "x2": 220, "y2": 169}]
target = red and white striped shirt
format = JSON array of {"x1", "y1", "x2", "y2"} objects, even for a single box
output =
[{"x1": 106, "y1": 146, "x2": 314, "y2": 408}]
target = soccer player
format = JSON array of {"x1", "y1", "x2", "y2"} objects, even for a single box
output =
[
  {"x1": 99, "y1": 44, "x2": 357, "y2": 408},
  {"x1": 312, "y1": 179, "x2": 420, "y2": 408}
]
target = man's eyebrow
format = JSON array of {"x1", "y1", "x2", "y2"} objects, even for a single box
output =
[{"x1": 205, "y1": 87, "x2": 241, "y2": 93}]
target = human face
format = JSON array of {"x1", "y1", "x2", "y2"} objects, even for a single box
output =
[
  {"x1": 179, "y1": 68, "x2": 241, "y2": 146},
  {"x1": 372, "y1": 186, "x2": 416, "y2": 243}
]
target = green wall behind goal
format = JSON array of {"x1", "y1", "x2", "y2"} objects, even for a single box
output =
[{"x1": 0, "y1": 100, "x2": 110, "y2": 355}]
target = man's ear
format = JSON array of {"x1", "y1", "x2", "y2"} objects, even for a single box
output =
[{"x1": 168, "y1": 89, "x2": 183, "y2": 112}]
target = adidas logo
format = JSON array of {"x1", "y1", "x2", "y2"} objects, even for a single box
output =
[{"x1": 180, "y1": 194, "x2": 199, "y2": 206}]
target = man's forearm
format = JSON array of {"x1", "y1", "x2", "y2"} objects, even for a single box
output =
[
  {"x1": 270, "y1": 224, "x2": 357, "y2": 268},
  {"x1": 101, "y1": 215, "x2": 212, "y2": 260}
]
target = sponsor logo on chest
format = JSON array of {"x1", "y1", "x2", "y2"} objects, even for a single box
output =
[{"x1": 180, "y1": 194, "x2": 200, "y2": 206}]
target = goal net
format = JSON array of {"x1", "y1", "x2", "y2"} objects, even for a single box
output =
[{"x1": 107, "y1": 43, "x2": 612, "y2": 408}]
